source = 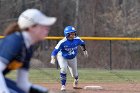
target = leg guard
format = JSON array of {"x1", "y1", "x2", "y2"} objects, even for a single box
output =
[{"x1": 60, "y1": 73, "x2": 67, "y2": 86}]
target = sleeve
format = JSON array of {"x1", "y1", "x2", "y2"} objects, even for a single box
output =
[
  {"x1": 17, "y1": 69, "x2": 32, "y2": 93},
  {"x1": 76, "y1": 36, "x2": 85, "y2": 45},
  {"x1": 51, "y1": 49, "x2": 60, "y2": 57},
  {"x1": 77, "y1": 37, "x2": 86, "y2": 51},
  {"x1": 51, "y1": 40, "x2": 63, "y2": 57},
  {"x1": 0, "y1": 36, "x2": 22, "y2": 65},
  {"x1": 17, "y1": 69, "x2": 49, "y2": 93},
  {"x1": 0, "y1": 35, "x2": 22, "y2": 93},
  {"x1": 0, "y1": 61, "x2": 10, "y2": 93}
]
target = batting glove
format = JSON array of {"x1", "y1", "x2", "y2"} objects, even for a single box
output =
[
  {"x1": 83, "y1": 50, "x2": 88, "y2": 58},
  {"x1": 29, "y1": 84, "x2": 49, "y2": 93},
  {"x1": 50, "y1": 56, "x2": 55, "y2": 64}
]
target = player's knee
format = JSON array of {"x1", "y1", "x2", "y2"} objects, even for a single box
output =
[{"x1": 60, "y1": 67, "x2": 67, "y2": 74}]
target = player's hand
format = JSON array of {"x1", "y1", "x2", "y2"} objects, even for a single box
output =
[
  {"x1": 50, "y1": 56, "x2": 55, "y2": 64},
  {"x1": 83, "y1": 50, "x2": 88, "y2": 58},
  {"x1": 30, "y1": 84, "x2": 49, "y2": 93}
]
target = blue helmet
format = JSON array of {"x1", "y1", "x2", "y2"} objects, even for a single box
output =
[{"x1": 64, "y1": 26, "x2": 76, "y2": 37}]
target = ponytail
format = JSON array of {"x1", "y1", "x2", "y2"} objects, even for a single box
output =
[{"x1": 4, "y1": 22, "x2": 21, "y2": 36}]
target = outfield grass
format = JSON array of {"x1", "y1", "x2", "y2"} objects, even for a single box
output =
[{"x1": 6, "y1": 68, "x2": 140, "y2": 83}]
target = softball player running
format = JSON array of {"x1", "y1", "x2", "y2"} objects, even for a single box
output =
[
  {"x1": 0, "y1": 9, "x2": 56, "y2": 93},
  {"x1": 50, "y1": 26, "x2": 88, "y2": 91}
]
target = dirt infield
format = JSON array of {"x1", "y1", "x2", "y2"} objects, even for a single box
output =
[{"x1": 39, "y1": 82, "x2": 140, "y2": 93}]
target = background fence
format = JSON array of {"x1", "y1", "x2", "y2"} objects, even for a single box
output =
[
  {"x1": 26, "y1": 36, "x2": 140, "y2": 69},
  {"x1": 1, "y1": 0, "x2": 140, "y2": 69}
]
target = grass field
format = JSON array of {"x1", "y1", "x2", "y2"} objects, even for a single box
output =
[{"x1": 6, "y1": 68, "x2": 140, "y2": 84}]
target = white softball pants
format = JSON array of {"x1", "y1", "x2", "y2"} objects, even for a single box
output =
[{"x1": 57, "y1": 52, "x2": 78, "y2": 78}]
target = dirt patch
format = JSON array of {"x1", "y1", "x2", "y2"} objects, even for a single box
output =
[{"x1": 38, "y1": 82, "x2": 140, "y2": 93}]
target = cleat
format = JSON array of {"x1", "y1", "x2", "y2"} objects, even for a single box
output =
[
  {"x1": 73, "y1": 79, "x2": 78, "y2": 88},
  {"x1": 61, "y1": 85, "x2": 66, "y2": 91}
]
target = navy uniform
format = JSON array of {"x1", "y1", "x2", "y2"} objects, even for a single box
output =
[
  {"x1": 1, "y1": 32, "x2": 33, "y2": 75},
  {"x1": 0, "y1": 32, "x2": 33, "y2": 93},
  {"x1": 0, "y1": 32, "x2": 48, "y2": 93},
  {"x1": 0, "y1": 8, "x2": 57, "y2": 93}
]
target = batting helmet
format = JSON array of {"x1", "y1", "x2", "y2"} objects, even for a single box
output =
[{"x1": 64, "y1": 26, "x2": 76, "y2": 37}]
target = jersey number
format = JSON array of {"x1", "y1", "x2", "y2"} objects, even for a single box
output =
[{"x1": 68, "y1": 50, "x2": 75, "y2": 55}]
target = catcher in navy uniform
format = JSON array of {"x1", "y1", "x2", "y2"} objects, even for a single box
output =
[{"x1": 0, "y1": 9, "x2": 56, "y2": 93}]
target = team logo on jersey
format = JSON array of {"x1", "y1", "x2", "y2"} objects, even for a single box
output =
[
  {"x1": 64, "y1": 47, "x2": 78, "y2": 51},
  {"x1": 64, "y1": 45, "x2": 68, "y2": 48}
]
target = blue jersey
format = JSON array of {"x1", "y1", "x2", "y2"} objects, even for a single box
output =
[
  {"x1": 51, "y1": 37, "x2": 85, "y2": 59},
  {"x1": 0, "y1": 32, "x2": 33, "y2": 75}
]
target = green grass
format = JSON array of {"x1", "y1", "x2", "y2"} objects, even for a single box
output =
[
  {"x1": 79, "y1": 69, "x2": 140, "y2": 83},
  {"x1": 6, "y1": 68, "x2": 140, "y2": 83}
]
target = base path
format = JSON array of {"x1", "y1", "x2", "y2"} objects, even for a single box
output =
[{"x1": 39, "y1": 82, "x2": 140, "y2": 93}]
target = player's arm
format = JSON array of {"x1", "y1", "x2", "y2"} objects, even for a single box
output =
[
  {"x1": 17, "y1": 69, "x2": 48, "y2": 93},
  {"x1": 17, "y1": 69, "x2": 32, "y2": 93},
  {"x1": 50, "y1": 49, "x2": 60, "y2": 64},
  {"x1": 16, "y1": 49, "x2": 32, "y2": 93},
  {"x1": 78, "y1": 37, "x2": 88, "y2": 57},
  {"x1": 0, "y1": 35, "x2": 22, "y2": 93},
  {"x1": 80, "y1": 44, "x2": 86, "y2": 51},
  {"x1": 77, "y1": 36, "x2": 87, "y2": 51},
  {"x1": 0, "y1": 62, "x2": 10, "y2": 93},
  {"x1": 80, "y1": 44, "x2": 88, "y2": 57},
  {"x1": 50, "y1": 41, "x2": 63, "y2": 64}
]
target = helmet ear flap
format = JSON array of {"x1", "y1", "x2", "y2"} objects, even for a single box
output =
[
  {"x1": 75, "y1": 32, "x2": 77, "y2": 37},
  {"x1": 66, "y1": 32, "x2": 77, "y2": 38},
  {"x1": 66, "y1": 33, "x2": 70, "y2": 38}
]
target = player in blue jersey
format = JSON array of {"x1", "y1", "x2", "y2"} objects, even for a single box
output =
[
  {"x1": 50, "y1": 26, "x2": 88, "y2": 91},
  {"x1": 0, "y1": 9, "x2": 56, "y2": 93}
]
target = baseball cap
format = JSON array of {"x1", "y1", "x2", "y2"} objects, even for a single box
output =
[{"x1": 18, "y1": 9, "x2": 57, "y2": 29}]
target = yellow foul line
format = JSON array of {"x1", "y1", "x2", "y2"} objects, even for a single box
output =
[
  {"x1": 44, "y1": 36, "x2": 140, "y2": 40},
  {"x1": 1, "y1": 36, "x2": 140, "y2": 40}
]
